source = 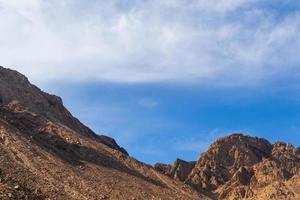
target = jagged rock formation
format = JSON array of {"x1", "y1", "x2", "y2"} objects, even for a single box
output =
[
  {"x1": 155, "y1": 159, "x2": 196, "y2": 182},
  {"x1": 187, "y1": 134, "x2": 273, "y2": 191},
  {"x1": 155, "y1": 134, "x2": 300, "y2": 199},
  {"x1": 0, "y1": 66, "x2": 208, "y2": 200},
  {"x1": 191, "y1": 134, "x2": 300, "y2": 199},
  {"x1": 154, "y1": 163, "x2": 172, "y2": 175}
]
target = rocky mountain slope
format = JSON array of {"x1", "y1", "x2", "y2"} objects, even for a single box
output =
[
  {"x1": 155, "y1": 134, "x2": 300, "y2": 199},
  {"x1": 1, "y1": 66, "x2": 300, "y2": 199},
  {"x1": 154, "y1": 159, "x2": 196, "y2": 182},
  {"x1": 0, "y1": 66, "x2": 208, "y2": 200}
]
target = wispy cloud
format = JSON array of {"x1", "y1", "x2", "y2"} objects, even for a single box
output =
[
  {"x1": 171, "y1": 128, "x2": 223, "y2": 152},
  {"x1": 1, "y1": 0, "x2": 300, "y2": 86},
  {"x1": 138, "y1": 98, "x2": 159, "y2": 108}
]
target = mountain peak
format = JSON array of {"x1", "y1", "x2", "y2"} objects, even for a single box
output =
[
  {"x1": 0, "y1": 66, "x2": 127, "y2": 154},
  {"x1": 158, "y1": 133, "x2": 300, "y2": 199}
]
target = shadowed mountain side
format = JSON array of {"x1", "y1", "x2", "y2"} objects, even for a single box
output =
[
  {"x1": 0, "y1": 66, "x2": 127, "y2": 155},
  {"x1": 0, "y1": 105, "x2": 161, "y2": 186},
  {"x1": 155, "y1": 159, "x2": 196, "y2": 181},
  {"x1": 0, "y1": 66, "x2": 208, "y2": 200}
]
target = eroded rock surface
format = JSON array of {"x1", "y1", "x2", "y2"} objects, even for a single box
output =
[
  {"x1": 155, "y1": 133, "x2": 300, "y2": 199},
  {"x1": 155, "y1": 159, "x2": 196, "y2": 182}
]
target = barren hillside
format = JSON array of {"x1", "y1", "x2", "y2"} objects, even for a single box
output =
[
  {"x1": 1, "y1": 66, "x2": 300, "y2": 200},
  {"x1": 0, "y1": 66, "x2": 207, "y2": 200}
]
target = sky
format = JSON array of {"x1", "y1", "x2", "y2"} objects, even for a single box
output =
[{"x1": 1, "y1": 0, "x2": 300, "y2": 164}]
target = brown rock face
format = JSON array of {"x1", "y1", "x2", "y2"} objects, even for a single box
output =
[
  {"x1": 154, "y1": 159, "x2": 196, "y2": 182},
  {"x1": 154, "y1": 163, "x2": 172, "y2": 175},
  {"x1": 157, "y1": 133, "x2": 300, "y2": 199},
  {"x1": 171, "y1": 159, "x2": 196, "y2": 182},
  {"x1": 186, "y1": 134, "x2": 272, "y2": 191},
  {"x1": 271, "y1": 142, "x2": 300, "y2": 175}
]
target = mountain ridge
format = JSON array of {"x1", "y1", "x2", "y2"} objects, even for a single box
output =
[
  {"x1": 0, "y1": 66, "x2": 300, "y2": 199},
  {"x1": 0, "y1": 66, "x2": 206, "y2": 199},
  {"x1": 155, "y1": 133, "x2": 300, "y2": 199}
]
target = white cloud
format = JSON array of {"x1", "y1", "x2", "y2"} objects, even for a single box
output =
[
  {"x1": 138, "y1": 98, "x2": 158, "y2": 108},
  {"x1": 171, "y1": 128, "x2": 255, "y2": 153},
  {"x1": 0, "y1": 0, "x2": 300, "y2": 86},
  {"x1": 171, "y1": 128, "x2": 222, "y2": 152}
]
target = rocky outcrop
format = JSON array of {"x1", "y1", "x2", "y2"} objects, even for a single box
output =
[
  {"x1": 154, "y1": 159, "x2": 196, "y2": 182},
  {"x1": 170, "y1": 159, "x2": 196, "y2": 181},
  {"x1": 154, "y1": 163, "x2": 172, "y2": 175},
  {"x1": 271, "y1": 142, "x2": 300, "y2": 175},
  {"x1": 154, "y1": 133, "x2": 300, "y2": 199},
  {"x1": 186, "y1": 134, "x2": 272, "y2": 191}
]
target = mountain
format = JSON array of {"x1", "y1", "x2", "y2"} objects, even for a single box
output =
[
  {"x1": 155, "y1": 134, "x2": 300, "y2": 199},
  {"x1": 0, "y1": 66, "x2": 207, "y2": 200},
  {"x1": 1, "y1": 66, "x2": 300, "y2": 199},
  {"x1": 154, "y1": 159, "x2": 196, "y2": 182}
]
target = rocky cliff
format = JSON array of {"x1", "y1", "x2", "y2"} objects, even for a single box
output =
[
  {"x1": 0, "y1": 66, "x2": 206, "y2": 200},
  {"x1": 155, "y1": 134, "x2": 300, "y2": 199},
  {"x1": 155, "y1": 159, "x2": 196, "y2": 182}
]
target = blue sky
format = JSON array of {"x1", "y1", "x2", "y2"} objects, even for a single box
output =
[
  {"x1": 1, "y1": 0, "x2": 300, "y2": 164},
  {"x1": 40, "y1": 81, "x2": 300, "y2": 164}
]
